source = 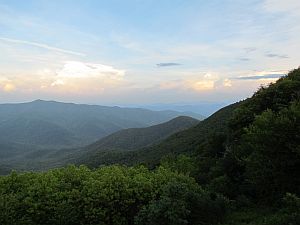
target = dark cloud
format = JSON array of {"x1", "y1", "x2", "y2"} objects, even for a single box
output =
[
  {"x1": 234, "y1": 73, "x2": 285, "y2": 80},
  {"x1": 238, "y1": 57, "x2": 251, "y2": 61},
  {"x1": 265, "y1": 53, "x2": 289, "y2": 59},
  {"x1": 157, "y1": 63, "x2": 181, "y2": 67}
]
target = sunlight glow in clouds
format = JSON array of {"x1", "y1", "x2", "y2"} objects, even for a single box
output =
[
  {"x1": 0, "y1": 0, "x2": 299, "y2": 103},
  {"x1": 0, "y1": 61, "x2": 126, "y2": 95},
  {"x1": 3, "y1": 83, "x2": 16, "y2": 92},
  {"x1": 159, "y1": 73, "x2": 232, "y2": 93},
  {"x1": 190, "y1": 73, "x2": 220, "y2": 91},
  {"x1": 52, "y1": 61, "x2": 125, "y2": 86},
  {"x1": 49, "y1": 61, "x2": 125, "y2": 93}
]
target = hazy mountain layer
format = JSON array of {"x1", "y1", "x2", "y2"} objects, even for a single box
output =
[{"x1": 0, "y1": 100, "x2": 204, "y2": 151}]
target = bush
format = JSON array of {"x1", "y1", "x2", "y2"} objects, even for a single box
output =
[
  {"x1": 0, "y1": 165, "x2": 211, "y2": 225},
  {"x1": 135, "y1": 180, "x2": 229, "y2": 225}
]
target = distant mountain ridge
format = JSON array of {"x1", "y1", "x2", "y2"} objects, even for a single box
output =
[
  {"x1": 0, "y1": 100, "x2": 204, "y2": 170},
  {"x1": 0, "y1": 100, "x2": 204, "y2": 148}
]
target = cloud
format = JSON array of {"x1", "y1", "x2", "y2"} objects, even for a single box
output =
[
  {"x1": 190, "y1": 80, "x2": 215, "y2": 91},
  {"x1": 223, "y1": 79, "x2": 232, "y2": 87},
  {"x1": 3, "y1": 83, "x2": 16, "y2": 92},
  {"x1": 0, "y1": 37, "x2": 85, "y2": 56},
  {"x1": 265, "y1": 53, "x2": 289, "y2": 59},
  {"x1": 0, "y1": 61, "x2": 126, "y2": 95},
  {"x1": 159, "y1": 73, "x2": 229, "y2": 92},
  {"x1": 234, "y1": 73, "x2": 285, "y2": 80},
  {"x1": 263, "y1": 0, "x2": 300, "y2": 13},
  {"x1": 244, "y1": 47, "x2": 256, "y2": 53},
  {"x1": 156, "y1": 63, "x2": 181, "y2": 67},
  {"x1": 55, "y1": 61, "x2": 124, "y2": 79},
  {"x1": 49, "y1": 61, "x2": 125, "y2": 93},
  {"x1": 238, "y1": 57, "x2": 251, "y2": 61},
  {"x1": 0, "y1": 77, "x2": 16, "y2": 92}
]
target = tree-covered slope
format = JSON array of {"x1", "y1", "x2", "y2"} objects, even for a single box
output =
[
  {"x1": 0, "y1": 100, "x2": 204, "y2": 158},
  {"x1": 54, "y1": 116, "x2": 199, "y2": 170},
  {"x1": 78, "y1": 102, "x2": 240, "y2": 168},
  {"x1": 85, "y1": 116, "x2": 199, "y2": 151},
  {"x1": 0, "y1": 116, "x2": 199, "y2": 172}
]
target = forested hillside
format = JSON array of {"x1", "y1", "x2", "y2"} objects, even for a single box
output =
[
  {"x1": 77, "y1": 116, "x2": 200, "y2": 166},
  {"x1": 77, "y1": 101, "x2": 240, "y2": 168},
  {"x1": 0, "y1": 116, "x2": 199, "y2": 172},
  {"x1": 0, "y1": 101, "x2": 203, "y2": 170},
  {"x1": 86, "y1": 116, "x2": 199, "y2": 151},
  {"x1": 0, "y1": 68, "x2": 299, "y2": 225},
  {"x1": 0, "y1": 100, "x2": 204, "y2": 149}
]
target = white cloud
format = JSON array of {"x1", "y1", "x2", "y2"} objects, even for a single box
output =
[
  {"x1": 56, "y1": 61, "x2": 124, "y2": 79},
  {"x1": 263, "y1": 0, "x2": 300, "y2": 13},
  {"x1": 0, "y1": 37, "x2": 86, "y2": 56},
  {"x1": 0, "y1": 61, "x2": 126, "y2": 95},
  {"x1": 223, "y1": 79, "x2": 232, "y2": 87},
  {"x1": 51, "y1": 79, "x2": 65, "y2": 86},
  {"x1": 190, "y1": 80, "x2": 215, "y2": 91},
  {"x1": 159, "y1": 72, "x2": 231, "y2": 92},
  {"x1": 50, "y1": 61, "x2": 125, "y2": 91}
]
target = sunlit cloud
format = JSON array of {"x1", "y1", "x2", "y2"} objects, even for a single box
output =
[
  {"x1": 50, "y1": 61, "x2": 125, "y2": 93},
  {"x1": 0, "y1": 61, "x2": 126, "y2": 95},
  {"x1": 3, "y1": 83, "x2": 16, "y2": 92},
  {"x1": 159, "y1": 72, "x2": 232, "y2": 92},
  {"x1": 190, "y1": 80, "x2": 215, "y2": 91},
  {"x1": 223, "y1": 79, "x2": 232, "y2": 87},
  {"x1": 55, "y1": 61, "x2": 124, "y2": 79},
  {"x1": 188, "y1": 73, "x2": 219, "y2": 91},
  {"x1": 0, "y1": 77, "x2": 16, "y2": 92}
]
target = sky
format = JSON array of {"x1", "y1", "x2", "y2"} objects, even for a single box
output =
[{"x1": 0, "y1": 0, "x2": 299, "y2": 105}]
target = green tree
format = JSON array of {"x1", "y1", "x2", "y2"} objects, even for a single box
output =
[{"x1": 241, "y1": 101, "x2": 300, "y2": 200}]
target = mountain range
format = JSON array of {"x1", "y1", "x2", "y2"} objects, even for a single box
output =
[{"x1": 0, "y1": 101, "x2": 203, "y2": 171}]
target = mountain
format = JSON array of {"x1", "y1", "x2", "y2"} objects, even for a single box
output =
[
  {"x1": 1, "y1": 116, "x2": 199, "y2": 171},
  {"x1": 86, "y1": 116, "x2": 199, "y2": 151},
  {"x1": 135, "y1": 102, "x2": 228, "y2": 116},
  {"x1": 0, "y1": 101, "x2": 203, "y2": 171},
  {"x1": 0, "y1": 100, "x2": 204, "y2": 151},
  {"x1": 77, "y1": 102, "x2": 239, "y2": 168},
  {"x1": 75, "y1": 116, "x2": 199, "y2": 165}
]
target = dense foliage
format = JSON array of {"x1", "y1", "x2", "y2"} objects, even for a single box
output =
[
  {"x1": 78, "y1": 116, "x2": 199, "y2": 167},
  {"x1": 0, "y1": 165, "x2": 227, "y2": 225},
  {"x1": 192, "y1": 68, "x2": 300, "y2": 224}
]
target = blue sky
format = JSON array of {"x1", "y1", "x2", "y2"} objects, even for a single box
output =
[{"x1": 0, "y1": 0, "x2": 299, "y2": 105}]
